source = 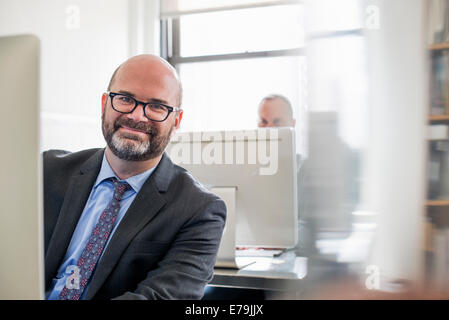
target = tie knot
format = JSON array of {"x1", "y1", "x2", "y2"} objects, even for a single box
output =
[{"x1": 110, "y1": 178, "x2": 130, "y2": 200}]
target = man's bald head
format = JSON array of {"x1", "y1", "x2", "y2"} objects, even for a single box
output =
[
  {"x1": 258, "y1": 94, "x2": 295, "y2": 128},
  {"x1": 107, "y1": 54, "x2": 183, "y2": 108},
  {"x1": 101, "y1": 54, "x2": 184, "y2": 163}
]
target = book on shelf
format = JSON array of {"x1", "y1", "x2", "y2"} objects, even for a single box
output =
[
  {"x1": 428, "y1": 142, "x2": 442, "y2": 199},
  {"x1": 427, "y1": 141, "x2": 449, "y2": 199},
  {"x1": 431, "y1": 227, "x2": 449, "y2": 293},
  {"x1": 428, "y1": 0, "x2": 449, "y2": 45},
  {"x1": 430, "y1": 50, "x2": 449, "y2": 115},
  {"x1": 428, "y1": 124, "x2": 449, "y2": 140},
  {"x1": 425, "y1": 220, "x2": 435, "y2": 252}
]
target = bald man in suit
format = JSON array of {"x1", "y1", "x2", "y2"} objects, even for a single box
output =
[{"x1": 44, "y1": 54, "x2": 226, "y2": 300}]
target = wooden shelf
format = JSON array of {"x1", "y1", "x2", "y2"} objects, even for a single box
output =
[
  {"x1": 427, "y1": 200, "x2": 449, "y2": 207},
  {"x1": 429, "y1": 42, "x2": 449, "y2": 51},
  {"x1": 429, "y1": 114, "x2": 449, "y2": 123}
]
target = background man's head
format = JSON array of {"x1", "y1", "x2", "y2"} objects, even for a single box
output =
[
  {"x1": 101, "y1": 54, "x2": 183, "y2": 161},
  {"x1": 258, "y1": 94, "x2": 295, "y2": 128}
]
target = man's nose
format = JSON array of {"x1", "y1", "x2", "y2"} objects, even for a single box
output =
[{"x1": 127, "y1": 102, "x2": 148, "y2": 122}]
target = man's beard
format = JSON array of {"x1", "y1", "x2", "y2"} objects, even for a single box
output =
[{"x1": 102, "y1": 112, "x2": 174, "y2": 161}]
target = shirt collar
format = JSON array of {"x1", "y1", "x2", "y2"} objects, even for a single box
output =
[{"x1": 93, "y1": 153, "x2": 157, "y2": 193}]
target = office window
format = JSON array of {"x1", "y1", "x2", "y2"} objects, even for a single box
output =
[
  {"x1": 179, "y1": 5, "x2": 304, "y2": 57},
  {"x1": 162, "y1": 3, "x2": 307, "y2": 151}
]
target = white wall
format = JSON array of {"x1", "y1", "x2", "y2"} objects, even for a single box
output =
[
  {"x1": 0, "y1": 0, "x2": 160, "y2": 152},
  {"x1": 362, "y1": 0, "x2": 427, "y2": 286}
]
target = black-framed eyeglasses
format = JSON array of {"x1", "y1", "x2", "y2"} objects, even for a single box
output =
[{"x1": 107, "y1": 92, "x2": 180, "y2": 122}]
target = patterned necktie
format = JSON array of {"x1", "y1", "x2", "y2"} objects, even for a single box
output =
[{"x1": 59, "y1": 177, "x2": 130, "y2": 300}]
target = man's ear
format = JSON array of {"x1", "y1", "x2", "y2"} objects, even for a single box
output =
[
  {"x1": 173, "y1": 109, "x2": 183, "y2": 130},
  {"x1": 101, "y1": 93, "x2": 108, "y2": 115}
]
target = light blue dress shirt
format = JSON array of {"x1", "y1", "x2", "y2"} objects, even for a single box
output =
[{"x1": 46, "y1": 153, "x2": 156, "y2": 300}]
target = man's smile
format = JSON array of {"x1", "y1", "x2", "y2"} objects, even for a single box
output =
[{"x1": 118, "y1": 125, "x2": 148, "y2": 135}]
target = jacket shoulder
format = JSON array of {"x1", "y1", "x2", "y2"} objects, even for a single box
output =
[
  {"x1": 43, "y1": 148, "x2": 104, "y2": 186},
  {"x1": 43, "y1": 148, "x2": 102, "y2": 170}
]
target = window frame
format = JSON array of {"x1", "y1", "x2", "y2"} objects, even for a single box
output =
[{"x1": 160, "y1": 7, "x2": 306, "y2": 70}]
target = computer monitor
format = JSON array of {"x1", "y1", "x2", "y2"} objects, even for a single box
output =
[
  {"x1": 166, "y1": 128, "x2": 298, "y2": 267},
  {"x1": 0, "y1": 35, "x2": 44, "y2": 299}
]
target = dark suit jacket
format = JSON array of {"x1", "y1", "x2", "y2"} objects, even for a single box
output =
[{"x1": 43, "y1": 148, "x2": 226, "y2": 300}]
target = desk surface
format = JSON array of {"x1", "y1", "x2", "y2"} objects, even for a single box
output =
[
  {"x1": 210, "y1": 251, "x2": 308, "y2": 291},
  {"x1": 210, "y1": 225, "x2": 374, "y2": 292}
]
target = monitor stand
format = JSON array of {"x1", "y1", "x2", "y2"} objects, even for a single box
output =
[{"x1": 212, "y1": 187, "x2": 255, "y2": 269}]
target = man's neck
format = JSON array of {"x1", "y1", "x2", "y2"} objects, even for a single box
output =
[{"x1": 105, "y1": 148, "x2": 162, "y2": 180}]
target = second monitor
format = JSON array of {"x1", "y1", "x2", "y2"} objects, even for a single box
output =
[{"x1": 167, "y1": 128, "x2": 298, "y2": 251}]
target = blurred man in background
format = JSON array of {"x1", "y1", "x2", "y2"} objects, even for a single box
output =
[
  {"x1": 258, "y1": 94, "x2": 296, "y2": 128},
  {"x1": 257, "y1": 94, "x2": 316, "y2": 258}
]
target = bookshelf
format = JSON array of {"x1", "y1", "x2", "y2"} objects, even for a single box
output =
[
  {"x1": 427, "y1": 39, "x2": 449, "y2": 207},
  {"x1": 424, "y1": 0, "x2": 449, "y2": 294},
  {"x1": 426, "y1": 0, "x2": 449, "y2": 291},
  {"x1": 427, "y1": 40, "x2": 449, "y2": 207}
]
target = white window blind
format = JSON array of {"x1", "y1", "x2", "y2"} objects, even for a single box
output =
[{"x1": 160, "y1": 0, "x2": 301, "y2": 17}]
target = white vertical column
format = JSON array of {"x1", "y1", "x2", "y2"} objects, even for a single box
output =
[
  {"x1": 363, "y1": 0, "x2": 427, "y2": 287},
  {"x1": 128, "y1": 0, "x2": 160, "y2": 56}
]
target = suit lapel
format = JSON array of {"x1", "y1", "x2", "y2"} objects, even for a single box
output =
[
  {"x1": 85, "y1": 153, "x2": 174, "y2": 299},
  {"x1": 45, "y1": 149, "x2": 104, "y2": 285}
]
